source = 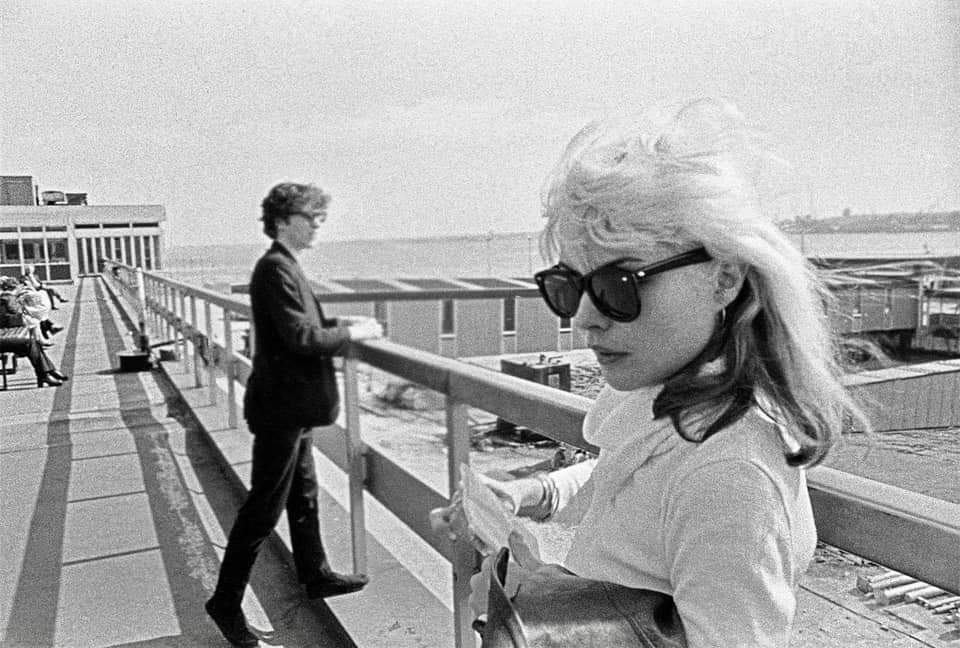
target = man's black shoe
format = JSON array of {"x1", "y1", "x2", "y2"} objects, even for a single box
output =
[
  {"x1": 205, "y1": 598, "x2": 259, "y2": 647},
  {"x1": 305, "y1": 571, "x2": 369, "y2": 598}
]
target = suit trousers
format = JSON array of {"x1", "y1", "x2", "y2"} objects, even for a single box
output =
[
  {"x1": 0, "y1": 336, "x2": 55, "y2": 378},
  {"x1": 213, "y1": 424, "x2": 329, "y2": 609}
]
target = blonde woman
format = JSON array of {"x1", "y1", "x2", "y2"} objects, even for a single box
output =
[{"x1": 436, "y1": 99, "x2": 868, "y2": 647}]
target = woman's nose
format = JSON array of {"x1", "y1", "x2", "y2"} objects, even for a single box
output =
[{"x1": 573, "y1": 293, "x2": 610, "y2": 332}]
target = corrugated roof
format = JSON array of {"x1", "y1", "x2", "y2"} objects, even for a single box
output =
[
  {"x1": 399, "y1": 278, "x2": 465, "y2": 291},
  {"x1": 457, "y1": 277, "x2": 527, "y2": 289},
  {"x1": 334, "y1": 279, "x2": 402, "y2": 292}
]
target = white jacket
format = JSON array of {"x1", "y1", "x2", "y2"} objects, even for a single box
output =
[{"x1": 550, "y1": 384, "x2": 816, "y2": 648}]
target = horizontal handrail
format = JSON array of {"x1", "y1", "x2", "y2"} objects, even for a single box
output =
[
  {"x1": 230, "y1": 282, "x2": 542, "y2": 302},
  {"x1": 100, "y1": 259, "x2": 960, "y2": 647},
  {"x1": 353, "y1": 339, "x2": 595, "y2": 451}
]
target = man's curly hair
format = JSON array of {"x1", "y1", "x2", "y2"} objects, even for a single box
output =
[{"x1": 260, "y1": 182, "x2": 330, "y2": 239}]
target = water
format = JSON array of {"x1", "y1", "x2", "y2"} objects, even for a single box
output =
[
  {"x1": 163, "y1": 230, "x2": 960, "y2": 287},
  {"x1": 162, "y1": 232, "x2": 545, "y2": 287},
  {"x1": 162, "y1": 230, "x2": 960, "y2": 504}
]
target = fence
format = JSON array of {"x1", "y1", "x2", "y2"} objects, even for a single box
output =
[{"x1": 103, "y1": 260, "x2": 960, "y2": 647}]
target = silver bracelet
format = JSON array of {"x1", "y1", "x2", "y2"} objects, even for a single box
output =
[{"x1": 531, "y1": 472, "x2": 558, "y2": 521}]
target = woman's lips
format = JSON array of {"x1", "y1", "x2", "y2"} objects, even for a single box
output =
[{"x1": 591, "y1": 347, "x2": 628, "y2": 365}]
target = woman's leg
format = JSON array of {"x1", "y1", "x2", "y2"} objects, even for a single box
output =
[{"x1": 45, "y1": 287, "x2": 67, "y2": 304}]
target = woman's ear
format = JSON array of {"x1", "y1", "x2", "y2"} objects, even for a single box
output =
[{"x1": 714, "y1": 262, "x2": 746, "y2": 307}]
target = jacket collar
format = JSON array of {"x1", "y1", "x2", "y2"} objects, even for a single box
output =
[{"x1": 270, "y1": 239, "x2": 298, "y2": 262}]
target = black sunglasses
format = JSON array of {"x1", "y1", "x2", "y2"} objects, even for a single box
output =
[{"x1": 533, "y1": 247, "x2": 712, "y2": 322}]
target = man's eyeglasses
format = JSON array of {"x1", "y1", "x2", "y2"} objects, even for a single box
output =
[
  {"x1": 292, "y1": 212, "x2": 326, "y2": 225},
  {"x1": 533, "y1": 247, "x2": 712, "y2": 322}
]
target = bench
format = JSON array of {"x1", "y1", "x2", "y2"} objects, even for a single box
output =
[{"x1": 0, "y1": 326, "x2": 32, "y2": 390}]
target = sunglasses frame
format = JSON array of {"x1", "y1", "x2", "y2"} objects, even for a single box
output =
[{"x1": 533, "y1": 247, "x2": 713, "y2": 322}]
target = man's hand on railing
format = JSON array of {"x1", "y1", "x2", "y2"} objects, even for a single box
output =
[{"x1": 346, "y1": 317, "x2": 383, "y2": 341}]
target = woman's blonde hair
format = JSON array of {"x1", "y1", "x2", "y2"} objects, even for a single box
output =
[{"x1": 540, "y1": 98, "x2": 869, "y2": 466}]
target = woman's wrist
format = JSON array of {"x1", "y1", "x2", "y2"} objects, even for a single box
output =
[{"x1": 516, "y1": 473, "x2": 558, "y2": 521}]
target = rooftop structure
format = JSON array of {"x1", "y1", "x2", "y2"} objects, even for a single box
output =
[{"x1": 0, "y1": 175, "x2": 165, "y2": 282}]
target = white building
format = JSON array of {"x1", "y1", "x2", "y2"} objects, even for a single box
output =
[{"x1": 0, "y1": 176, "x2": 165, "y2": 282}]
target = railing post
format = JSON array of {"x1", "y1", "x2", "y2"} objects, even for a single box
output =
[
  {"x1": 165, "y1": 284, "x2": 173, "y2": 344},
  {"x1": 342, "y1": 352, "x2": 368, "y2": 574},
  {"x1": 446, "y1": 397, "x2": 477, "y2": 648},
  {"x1": 205, "y1": 301, "x2": 217, "y2": 405},
  {"x1": 247, "y1": 322, "x2": 256, "y2": 359},
  {"x1": 190, "y1": 295, "x2": 202, "y2": 387},
  {"x1": 178, "y1": 289, "x2": 188, "y2": 373},
  {"x1": 151, "y1": 279, "x2": 160, "y2": 339},
  {"x1": 223, "y1": 308, "x2": 237, "y2": 428},
  {"x1": 135, "y1": 268, "x2": 149, "y2": 352},
  {"x1": 171, "y1": 286, "x2": 181, "y2": 361}
]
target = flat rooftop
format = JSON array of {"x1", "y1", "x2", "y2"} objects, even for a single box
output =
[{"x1": 2, "y1": 277, "x2": 957, "y2": 646}]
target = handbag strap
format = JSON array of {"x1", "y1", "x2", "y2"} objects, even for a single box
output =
[{"x1": 481, "y1": 547, "x2": 528, "y2": 648}]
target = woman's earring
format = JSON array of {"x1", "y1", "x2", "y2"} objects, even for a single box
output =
[{"x1": 719, "y1": 307, "x2": 727, "y2": 327}]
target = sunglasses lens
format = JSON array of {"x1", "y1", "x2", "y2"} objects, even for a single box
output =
[
  {"x1": 589, "y1": 267, "x2": 640, "y2": 321},
  {"x1": 540, "y1": 273, "x2": 581, "y2": 317}
]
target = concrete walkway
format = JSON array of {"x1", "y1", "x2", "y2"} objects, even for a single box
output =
[{"x1": 1, "y1": 279, "x2": 352, "y2": 647}]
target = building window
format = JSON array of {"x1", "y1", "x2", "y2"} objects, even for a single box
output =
[
  {"x1": 559, "y1": 316, "x2": 572, "y2": 331},
  {"x1": 441, "y1": 299, "x2": 455, "y2": 335},
  {"x1": 22, "y1": 239, "x2": 43, "y2": 263},
  {"x1": 1, "y1": 241, "x2": 20, "y2": 263},
  {"x1": 503, "y1": 296, "x2": 516, "y2": 333}
]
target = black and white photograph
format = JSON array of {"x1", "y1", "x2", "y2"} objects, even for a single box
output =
[{"x1": 1, "y1": 1, "x2": 958, "y2": 646}]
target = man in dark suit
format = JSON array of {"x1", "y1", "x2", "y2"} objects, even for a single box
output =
[{"x1": 206, "y1": 182, "x2": 382, "y2": 647}]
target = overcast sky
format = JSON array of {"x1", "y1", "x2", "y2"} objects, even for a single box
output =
[{"x1": 2, "y1": 0, "x2": 958, "y2": 247}]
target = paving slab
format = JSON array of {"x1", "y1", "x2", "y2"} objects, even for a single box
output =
[{"x1": 56, "y1": 549, "x2": 180, "y2": 648}]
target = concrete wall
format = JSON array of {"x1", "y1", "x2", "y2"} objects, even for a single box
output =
[
  {"x1": 846, "y1": 359, "x2": 960, "y2": 431},
  {"x1": 515, "y1": 296, "x2": 559, "y2": 352},
  {"x1": 389, "y1": 301, "x2": 441, "y2": 354},
  {"x1": 454, "y1": 299, "x2": 503, "y2": 357}
]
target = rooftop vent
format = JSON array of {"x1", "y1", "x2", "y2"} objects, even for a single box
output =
[{"x1": 40, "y1": 190, "x2": 66, "y2": 205}]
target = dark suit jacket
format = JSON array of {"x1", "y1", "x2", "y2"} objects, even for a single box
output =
[
  {"x1": 0, "y1": 292, "x2": 24, "y2": 328},
  {"x1": 243, "y1": 241, "x2": 351, "y2": 430}
]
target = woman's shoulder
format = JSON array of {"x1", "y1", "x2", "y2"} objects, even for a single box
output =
[{"x1": 673, "y1": 409, "x2": 798, "y2": 483}]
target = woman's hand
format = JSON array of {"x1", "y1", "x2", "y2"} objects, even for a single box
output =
[
  {"x1": 428, "y1": 474, "x2": 544, "y2": 545},
  {"x1": 468, "y1": 530, "x2": 538, "y2": 619},
  {"x1": 428, "y1": 490, "x2": 469, "y2": 543},
  {"x1": 475, "y1": 474, "x2": 543, "y2": 517},
  {"x1": 468, "y1": 529, "x2": 569, "y2": 620}
]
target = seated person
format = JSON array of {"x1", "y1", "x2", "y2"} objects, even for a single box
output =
[
  {"x1": 15, "y1": 282, "x2": 63, "y2": 342},
  {"x1": 0, "y1": 276, "x2": 68, "y2": 386},
  {"x1": 21, "y1": 264, "x2": 68, "y2": 310}
]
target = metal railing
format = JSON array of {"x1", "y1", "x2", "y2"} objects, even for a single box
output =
[{"x1": 102, "y1": 260, "x2": 960, "y2": 647}]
